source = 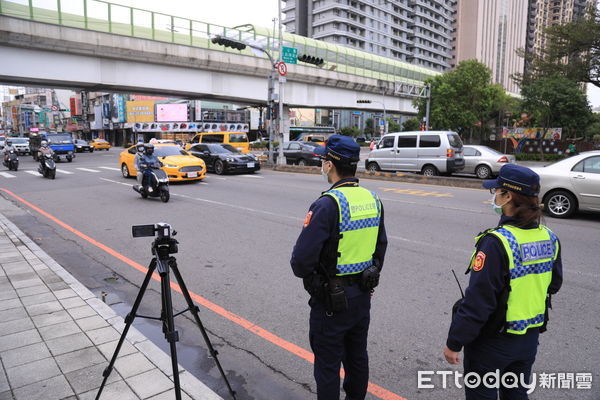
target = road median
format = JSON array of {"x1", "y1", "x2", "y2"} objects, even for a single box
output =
[{"x1": 271, "y1": 164, "x2": 485, "y2": 189}]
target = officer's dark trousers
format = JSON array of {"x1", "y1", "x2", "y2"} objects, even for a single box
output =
[
  {"x1": 463, "y1": 328, "x2": 539, "y2": 400},
  {"x1": 309, "y1": 291, "x2": 371, "y2": 400}
]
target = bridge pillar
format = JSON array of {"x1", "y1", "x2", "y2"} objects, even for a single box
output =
[{"x1": 282, "y1": 105, "x2": 291, "y2": 143}]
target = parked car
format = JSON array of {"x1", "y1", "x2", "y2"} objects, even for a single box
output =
[
  {"x1": 274, "y1": 141, "x2": 322, "y2": 166},
  {"x1": 10, "y1": 137, "x2": 30, "y2": 155},
  {"x1": 461, "y1": 145, "x2": 515, "y2": 179},
  {"x1": 366, "y1": 131, "x2": 464, "y2": 176},
  {"x1": 188, "y1": 143, "x2": 260, "y2": 174},
  {"x1": 530, "y1": 151, "x2": 600, "y2": 218},
  {"x1": 186, "y1": 132, "x2": 250, "y2": 153},
  {"x1": 119, "y1": 144, "x2": 206, "y2": 182},
  {"x1": 74, "y1": 139, "x2": 93, "y2": 153},
  {"x1": 90, "y1": 139, "x2": 111, "y2": 151}
]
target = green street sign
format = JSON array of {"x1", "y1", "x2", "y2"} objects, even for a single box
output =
[{"x1": 282, "y1": 46, "x2": 298, "y2": 64}]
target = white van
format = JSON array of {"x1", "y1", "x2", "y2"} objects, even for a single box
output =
[{"x1": 365, "y1": 131, "x2": 465, "y2": 176}]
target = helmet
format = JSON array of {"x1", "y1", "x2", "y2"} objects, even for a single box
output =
[
  {"x1": 41, "y1": 140, "x2": 48, "y2": 147},
  {"x1": 144, "y1": 143, "x2": 155, "y2": 156},
  {"x1": 5, "y1": 140, "x2": 12, "y2": 146},
  {"x1": 136, "y1": 143, "x2": 145, "y2": 153}
]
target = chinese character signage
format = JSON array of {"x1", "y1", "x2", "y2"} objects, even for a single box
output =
[{"x1": 126, "y1": 101, "x2": 155, "y2": 123}]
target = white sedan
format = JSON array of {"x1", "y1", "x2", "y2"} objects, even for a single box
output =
[{"x1": 531, "y1": 151, "x2": 600, "y2": 218}]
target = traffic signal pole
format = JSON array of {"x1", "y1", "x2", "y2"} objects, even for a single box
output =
[{"x1": 276, "y1": 2, "x2": 285, "y2": 166}]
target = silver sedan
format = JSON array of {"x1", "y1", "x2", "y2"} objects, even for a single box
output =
[
  {"x1": 530, "y1": 151, "x2": 600, "y2": 218},
  {"x1": 462, "y1": 145, "x2": 516, "y2": 179}
]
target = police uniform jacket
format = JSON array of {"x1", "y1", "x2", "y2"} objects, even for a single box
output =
[
  {"x1": 447, "y1": 215, "x2": 563, "y2": 352},
  {"x1": 290, "y1": 178, "x2": 388, "y2": 298}
]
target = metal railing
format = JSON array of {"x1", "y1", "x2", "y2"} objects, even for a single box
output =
[{"x1": 0, "y1": 0, "x2": 438, "y2": 86}]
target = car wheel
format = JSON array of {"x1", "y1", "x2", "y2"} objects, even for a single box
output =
[
  {"x1": 214, "y1": 160, "x2": 225, "y2": 175},
  {"x1": 366, "y1": 162, "x2": 380, "y2": 172},
  {"x1": 544, "y1": 190, "x2": 577, "y2": 218},
  {"x1": 90, "y1": 148, "x2": 94, "y2": 152},
  {"x1": 67, "y1": 156, "x2": 73, "y2": 163},
  {"x1": 297, "y1": 159, "x2": 307, "y2": 166},
  {"x1": 121, "y1": 163, "x2": 130, "y2": 178},
  {"x1": 422, "y1": 165, "x2": 438, "y2": 176},
  {"x1": 475, "y1": 165, "x2": 492, "y2": 179}
]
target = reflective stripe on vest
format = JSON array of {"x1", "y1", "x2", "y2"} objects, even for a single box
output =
[
  {"x1": 324, "y1": 187, "x2": 381, "y2": 276},
  {"x1": 489, "y1": 225, "x2": 559, "y2": 335}
]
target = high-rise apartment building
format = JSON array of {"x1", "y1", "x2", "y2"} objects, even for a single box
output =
[
  {"x1": 282, "y1": 0, "x2": 456, "y2": 71},
  {"x1": 453, "y1": 0, "x2": 529, "y2": 94},
  {"x1": 526, "y1": 0, "x2": 595, "y2": 57}
]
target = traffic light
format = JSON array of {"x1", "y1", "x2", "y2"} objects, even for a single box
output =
[
  {"x1": 266, "y1": 104, "x2": 278, "y2": 120},
  {"x1": 211, "y1": 36, "x2": 246, "y2": 50},
  {"x1": 298, "y1": 54, "x2": 324, "y2": 66},
  {"x1": 356, "y1": 100, "x2": 372, "y2": 104}
]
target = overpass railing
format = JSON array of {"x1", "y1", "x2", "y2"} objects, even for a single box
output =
[{"x1": 0, "y1": 0, "x2": 437, "y2": 87}]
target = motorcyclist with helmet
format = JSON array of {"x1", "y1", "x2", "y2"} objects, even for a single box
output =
[
  {"x1": 2, "y1": 139, "x2": 16, "y2": 163},
  {"x1": 135, "y1": 143, "x2": 161, "y2": 188},
  {"x1": 134, "y1": 142, "x2": 146, "y2": 186},
  {"x1": 38, "y1": 140, "x2": 54, "y2": 165}
]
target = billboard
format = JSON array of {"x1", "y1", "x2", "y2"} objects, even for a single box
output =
[
  {"x1": 126, "y1": 101, "x2": 155, "y2": 123},
  {"x1": 502, "y1": 127, "x2": 562, "y2": 140},
  {"x1": 156, "y1": 103, "x2": 188, "y2": 122}
]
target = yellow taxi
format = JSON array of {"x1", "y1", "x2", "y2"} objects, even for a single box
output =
[
  {"x1": 185, "y1": 132, "x2": 250, "y2": 153},
  {"x1": 302, "y1": 135, "x2": 326, "y2": 147},
  {"x1": 90, "y1": 139, "x2": 112, "y2": 151},
  {"x1": 119, "y1": 144, "x2": 206, "y2": 182}
]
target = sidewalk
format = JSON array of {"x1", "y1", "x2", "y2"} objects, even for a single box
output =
[{"x1": 0, "y1": 212, "x2": 222, "y2": 400}]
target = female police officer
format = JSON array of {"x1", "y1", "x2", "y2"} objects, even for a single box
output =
[{"x1": 444, "y1": 164, "x2": 563, "y2": 399}]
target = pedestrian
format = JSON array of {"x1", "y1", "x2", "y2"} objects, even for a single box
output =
[
  {"x1": 444, "y1": 164, "x2": 563, "y2": 399},
  {"x1": 291, "y1": 134, "x2": 388, "y2": 400},
  {"x1": 369, "y1": 138, "x2": 375, "y2": 151}
]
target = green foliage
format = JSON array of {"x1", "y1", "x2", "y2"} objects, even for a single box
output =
[
  {"x1": 339, "y1": 126, "x2": 362, "y2": 137},
  {"x1": 414, "y1": 60, "x2": 507, "y2": 140},
  {"x1": 364, "y1": 118, "x2": 375, "y2": 136},
  {"x1": 402, "y1": 118, "x2": 421, "y2": 131},
  {"x1": 520, "y1": 75, "x2": 592, "y2": 137},
  {"x1": 593, "y1": 134, "x2": 600, "y2": 141},
  {"x1": 515, "y1": 153, "x2": 566, "y2": 162},
  {"x1": 584, "y1": 113, "x2": 600, "y2": 140},
  {"x1": 386, "y1": 118, "x2": 401, "y2": 132},
  {"x1": 250, "y1": 141, "x2": 268, "y2": 149},
  {"x1": 520, "y1": 7, "x2": 600, "y2": 88}
]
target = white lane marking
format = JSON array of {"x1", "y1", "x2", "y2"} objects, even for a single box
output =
[
  {"x1": 238, "y1": 174, "x2": 264, "y2": 179},
  {"x1": 56, "y1": 169, "x2": 74, "y2": 175},
  {"x1": 99, "y1": 166, "x2": 121, "y2": 171},
  {"x1": 0, "y1": 172, "x2": 16, "y2": 178},
  {"x1": 76, "y1": 168, "x2": 101, "y2": 173},
  {"x1": 101, "y1": 178, "x2": 133, "y2": 187},
  {"x1": 25, "y1": 170, "x2": 39, "y2": 176},
  {"x1": 212, "y1": 177, "x2": 227, "y2": 180}
]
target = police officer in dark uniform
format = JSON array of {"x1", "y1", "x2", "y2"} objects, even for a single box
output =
[
  {"x1": 444, "y1": 164, "x2": 563, "y2": 399},
  {"x1": 291, "y1": 135, "x2": 388, "y2": 400}
]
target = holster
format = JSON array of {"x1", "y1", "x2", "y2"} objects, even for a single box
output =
[{"x1": 540, "y1": 294, "x2": 552, "y2": 333}]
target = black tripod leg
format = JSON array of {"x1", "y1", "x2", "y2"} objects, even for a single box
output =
[
  {"x1": 169, "y1": 259, "x2": 237, "y2": 400},
  {"x1": 95, "y1": 259, "x2": 157, "y2": 400},
  {"x1": 159, "y1": 263, "x2": 182, "y2": 400}
]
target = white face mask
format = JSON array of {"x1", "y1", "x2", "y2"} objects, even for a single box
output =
[
  {"x1": 321, "y1": 162, "x2": 330, "y2": 183},
  {"x1": 491, "y1": 193, "x2": 509, "y2": 215}
]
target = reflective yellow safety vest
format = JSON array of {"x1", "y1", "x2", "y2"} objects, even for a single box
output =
[
  {"x1": 323, "y1": 186, "x2": 381, "y2": 276},
  {"x1": 471, "y1": 225, "x2": 559, "y2": 335}
]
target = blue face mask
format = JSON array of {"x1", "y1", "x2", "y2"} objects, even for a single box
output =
[{"x1": 491, "y1": 193, "x2": 508, "y2": 215}]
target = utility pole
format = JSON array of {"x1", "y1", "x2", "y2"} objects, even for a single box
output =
[
  {"x1": 277, "y1": 0, "x2": 285, "y2": 165},
  {"x1": 424, "y1": 83, "x2": 431, "y2": 131},
  {"x1": 381, "y1": 87, "x2": 387, "y2": 135}
]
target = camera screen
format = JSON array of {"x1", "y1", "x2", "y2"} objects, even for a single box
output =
[{"x1": 132, "y1": 224, "x2": 156, "y2": 237}]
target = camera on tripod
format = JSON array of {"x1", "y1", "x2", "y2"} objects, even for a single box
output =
[{"x1": 132, "y1": 222, "x2": 178, "y2": 255}]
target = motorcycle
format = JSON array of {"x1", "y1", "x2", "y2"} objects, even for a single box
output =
[
  {"x1": 3, "y1": 150, "x2": 19, "y2": 171},
  {"x1": 38, "y1": 153, "x2": 56, "y2": 179},
  {"x1": 133, "y1": 163, "x2": 170, "y2": 203}
]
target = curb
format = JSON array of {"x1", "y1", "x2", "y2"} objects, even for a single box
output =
[
  {"x1": 0, "y1": 211, "x2": 222, "y2": 400},
  {"x1": 271, "y1": 165, "x2": 485, "y2": 189}
]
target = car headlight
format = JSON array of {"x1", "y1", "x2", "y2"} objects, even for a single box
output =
[
  {"x1": 226, "y1": 157, "x2": 235, "y2": 162},
  {"x1": 163, "y1": 164, "x2": 178, "y2": 168}
]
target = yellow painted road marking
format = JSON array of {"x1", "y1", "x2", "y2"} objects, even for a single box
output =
[{"x1": 379, "y1": 187, "x2": 454, "y2": 198}]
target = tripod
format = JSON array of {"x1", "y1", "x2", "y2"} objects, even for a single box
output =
[{"x1": 95, "y1": 234, "x2": 237, "y2": 400}]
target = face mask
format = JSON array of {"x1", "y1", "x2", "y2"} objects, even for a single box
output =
[
  {"x1": 321, "y1": 162, "x2": 330, "y2": 183},
  {"x1": 491, "y1": 193, "x2": 509, "y2": 215}
]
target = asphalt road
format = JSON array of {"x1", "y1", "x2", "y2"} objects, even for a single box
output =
[{"x1": 0, "y1": 150, "x2": 598, "y2": 400}]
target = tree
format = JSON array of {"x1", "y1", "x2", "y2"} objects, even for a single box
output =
[
  {"x1": 386, "y1": 118, "x2": 401, "y2": 132},
  {"x1": 402, "y1": 118, "x2": 421, "y2": 131},
  {"x1": 414, "y1": 60, "x2": 507, "y2": 142},
  {"x1": 339, "y1": 126, "x2": 361, "y2": 137},
  {"x1": 585, "y1": 112, "x2": 600, "y2": 140},
  {"x1": 519, "y1": 8, "x2": 600, "y2": 88},
  {"x1": 364, "y1": 118, "x2": 376, "y2": 136},
  {"x1": 521, "y1": 75, "x2": 592, "y2": 140}
]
